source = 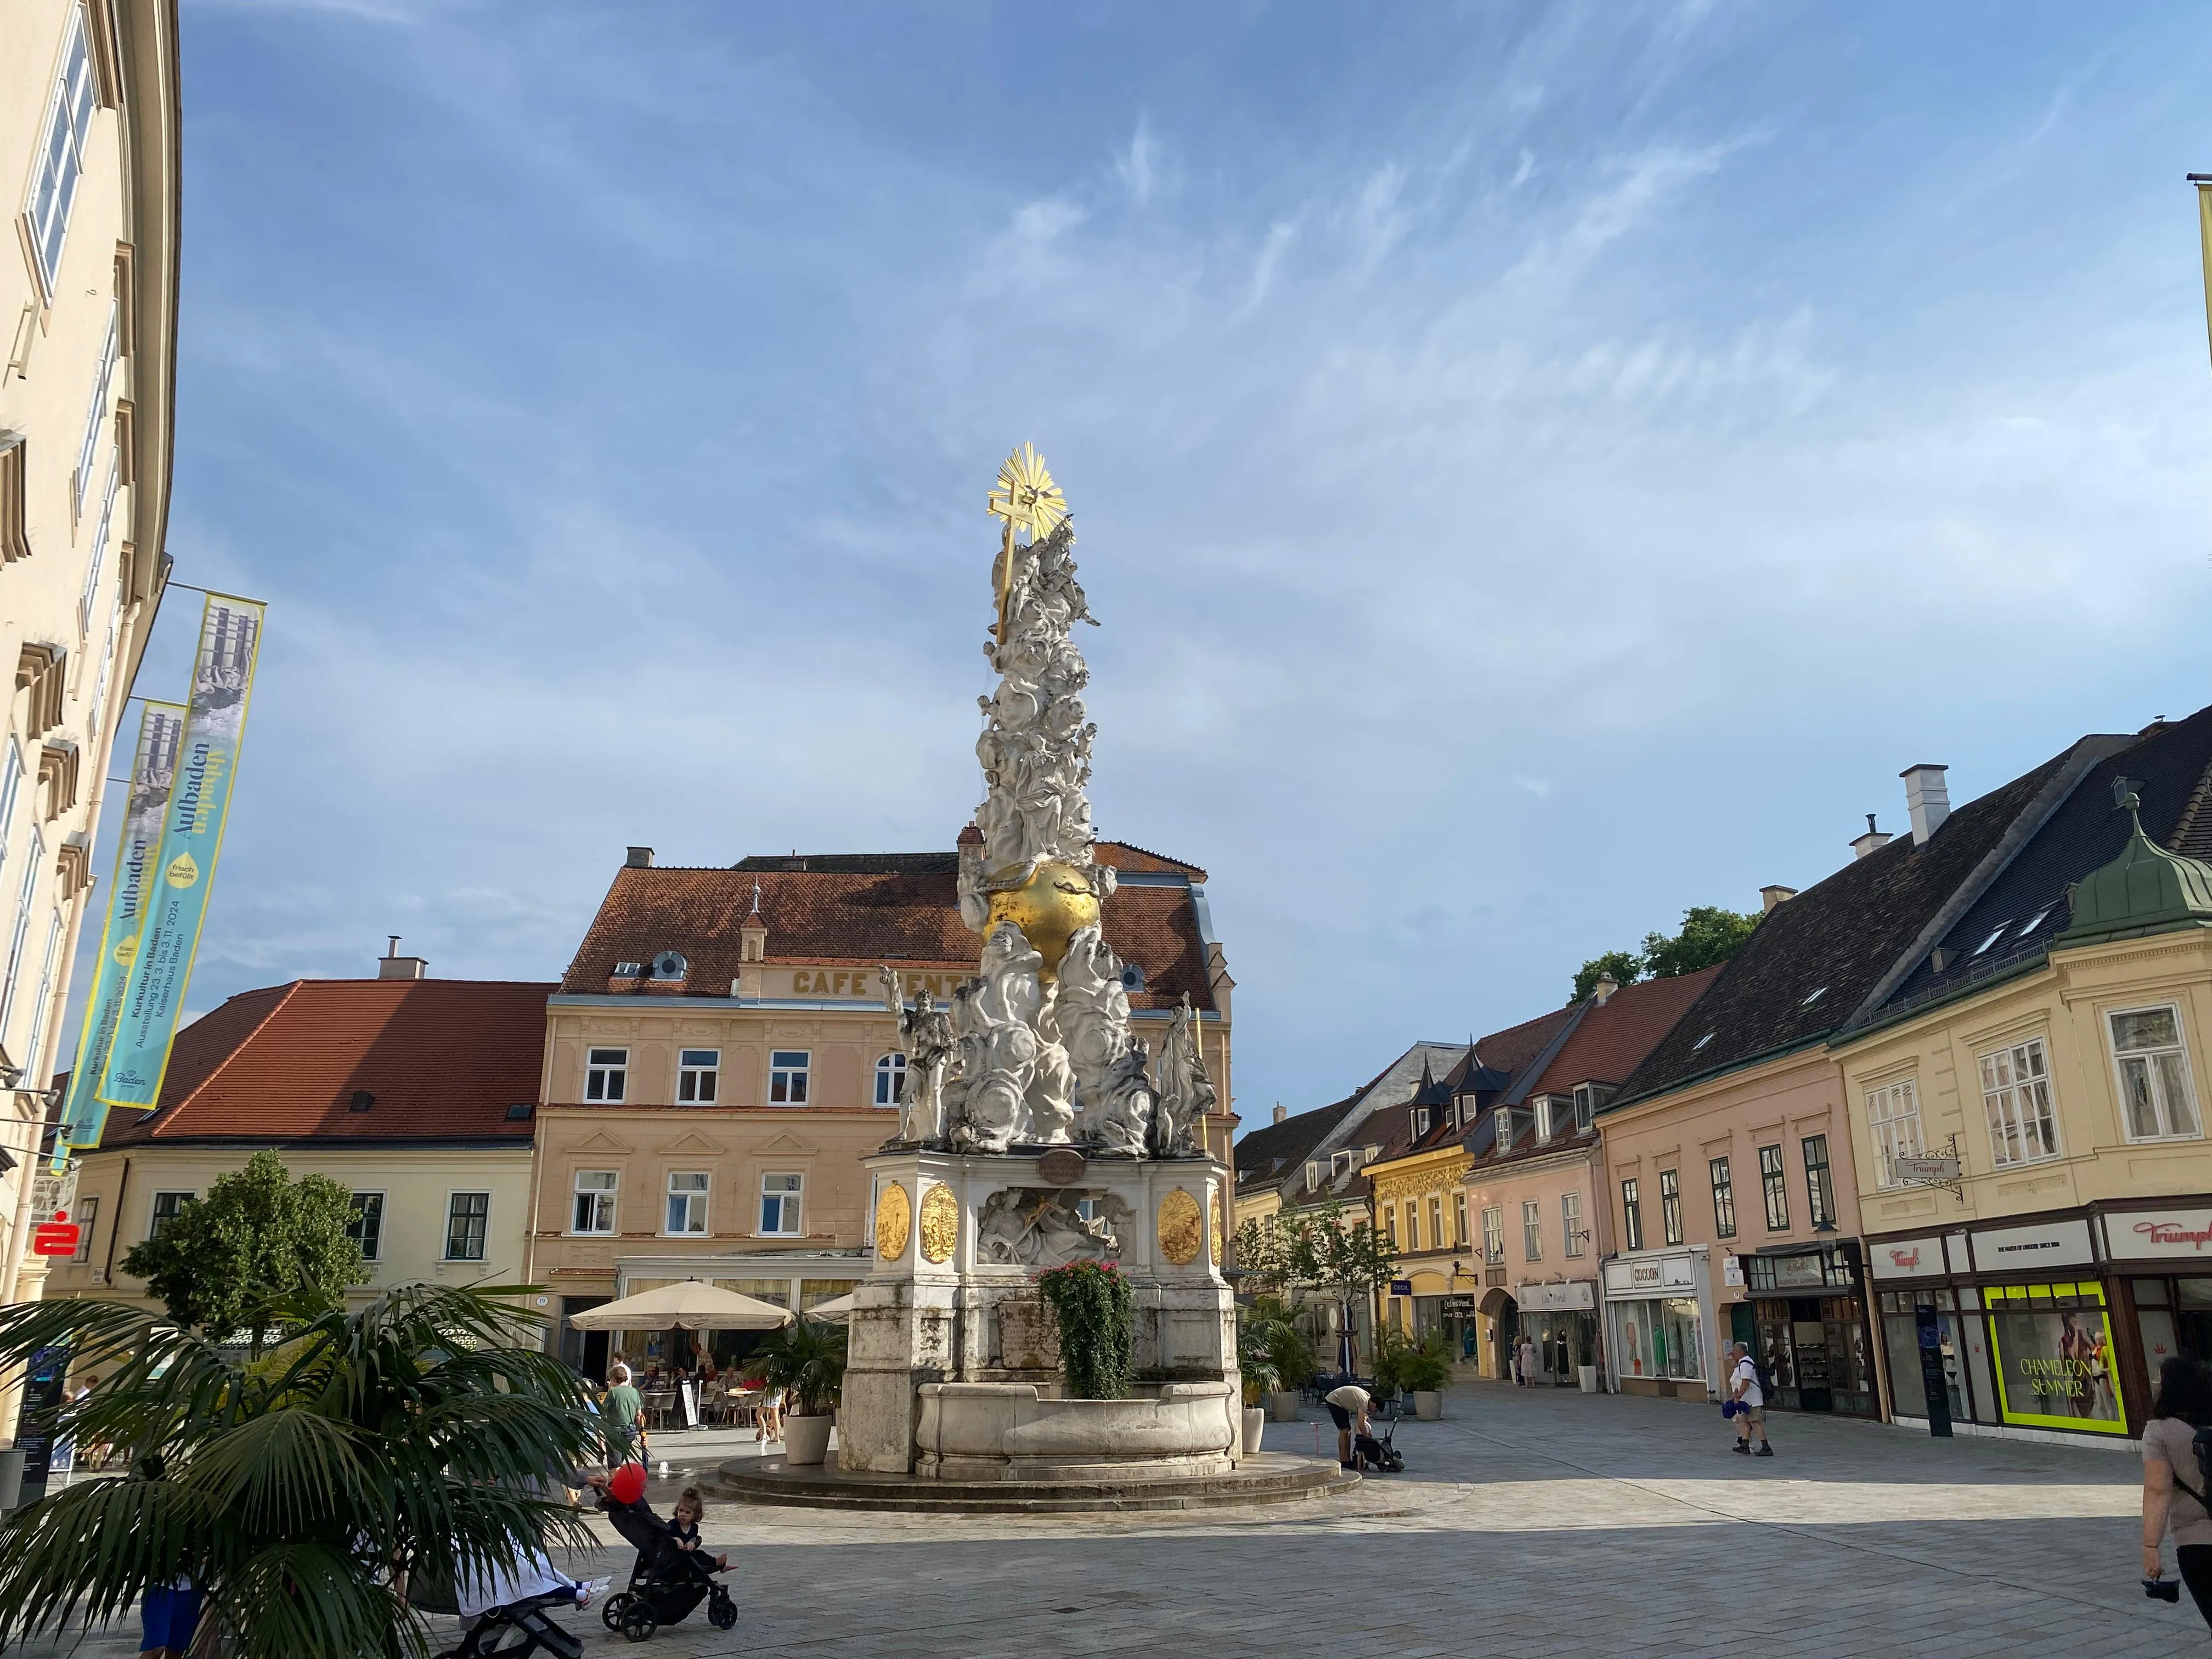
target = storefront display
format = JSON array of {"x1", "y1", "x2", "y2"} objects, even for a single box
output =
[
  {"x1": 1611, "y1": 1296, "x2": 1703, "y2": 1384},
  {"x1": 1984, "y1": 1282, "x2": 2125, "y2": 1433},
  {"x1": 1743, "y1": 1243, "x2": 1877, "y2": 1417},
  {"x1": 1601, "y1": 1246, "x2": 1713, "y2": 1397},
  {"x1": 1877, "y1": 1287, "x2": 1996, "y2": 1426}
]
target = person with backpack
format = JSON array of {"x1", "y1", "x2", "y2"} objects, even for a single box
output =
[
  {"x1": 2141, "y1": 1355, "x2": 2212, "y2": 1625},
  {"x1": 1727, "y1": 1341, "x2": 1772, "y2": 1458}
]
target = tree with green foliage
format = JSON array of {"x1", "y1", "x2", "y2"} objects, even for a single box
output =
[
  {"x1": 0, "y1": 1284, "x2": 601, "y2": 1659},
  {"x1": 120, "y1": 1149, "x2": 366, "y2": 1358},
  {"x1": 1234, "y1": 1203, "x2": 1397, "y2": 1375},
  {"x1": 1572, "y1": 905, "x2": 1762, "y2": 1002}
]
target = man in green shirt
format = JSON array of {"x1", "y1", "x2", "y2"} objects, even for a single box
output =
[{"x1": 603, "y1": 1363, "x2": 647, "y2": 1469}]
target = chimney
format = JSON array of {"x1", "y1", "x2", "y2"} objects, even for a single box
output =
[
  {"x1": 626, "y1": 846, "x2": 654, "y2": 868},
  {"x1": 1272, "y1": 1103, "x2": 1287, "y2": 1125},
  {"x1": 376, "y1": 936, "x2": 426, "y2": 980},
  {"x1": 1900, "y1": 765, "x2": 1950, "y2": 845},
  {"x1": 1760, "y1": 885, "x2": 1797, "y2": 915},
  {"x1": 1593, "y1": 972, "x2": 1619, "y2": 1006},
  {"x1": 1850, "y1": 812, "x2": 1893, "y2": 861}
]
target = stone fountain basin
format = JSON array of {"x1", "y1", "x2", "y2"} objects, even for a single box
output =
[{"x1": 915, "y1": 1380, "x2": 1238, "y2": 1481}]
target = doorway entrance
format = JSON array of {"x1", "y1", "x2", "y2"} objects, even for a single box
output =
[{"x1": 560, "y1": 1296, "x2": 610, "y2": 1381}]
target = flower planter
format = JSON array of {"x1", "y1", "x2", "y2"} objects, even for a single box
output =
[
  {"x1": 1578, "y1": 1364, "x2": 1599, "y2": 1393},
  {"x1": 1242, "y1": 1407, "x2": 1266, "y2": 1458},
  {"x1": 783, "y1": 1412, "x2": 834, "y2": 1466},
  {"x1": 1412, "y1": 1390, "x2": 1442, "y2": 1420},
  {"x1": 1267, "y1": 1389, "x2": 1301, "y2": 1423}
]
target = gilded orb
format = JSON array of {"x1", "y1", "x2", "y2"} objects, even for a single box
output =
[{"x1": 984, "y1": 859, "x2": 1099, "y2": 982}]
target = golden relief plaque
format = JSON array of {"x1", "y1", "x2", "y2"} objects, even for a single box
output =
[
  {"x1": 874, "y1": 1181, "x2": 911, "y2": 1262},
  {"x1": 1158, "y1": 1187, "x2": 1204, "y2": 1267},
  {"x1": 1212, "y1": 1190, "x2": 1226, "y2": 1266},
  {"x1": 920, "y1": 1183, "x2": 960, "y2": 1263}
]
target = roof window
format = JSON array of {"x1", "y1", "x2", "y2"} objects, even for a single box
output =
[
  {"x1": 349, "y1": 1090, "x2": 374, "y2": 1114},
  {"x1": 1692, "y1": 1032, "x2": 1714, "y2": 1051},
  {"x1": 1973, "y1": 925, "x2": 2008, "y2": 956},
  {"x1": 1800, "y1": 986, "x2": 1827, "y2": 1007},
  {"x1": 505, "y1": 1102, "x2": 535, "y2": 1121},
  {"x1": 2021, "y1": 906, "x2": 2053, "y2": 935}
]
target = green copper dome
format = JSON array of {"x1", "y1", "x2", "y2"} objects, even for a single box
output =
[{"x1": 2055, "y1": 793, "x2": 2212, "y2": 949}]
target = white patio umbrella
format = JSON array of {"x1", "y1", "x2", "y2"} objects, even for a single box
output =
[
  {"x1": 805, "y1": 1291, "x2": 856, "y2": 1324},
  {"x1": 565, "y1": 1279, "x2": 793, "y2": 1332}
]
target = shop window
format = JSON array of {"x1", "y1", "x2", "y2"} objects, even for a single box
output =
[
  {"x1": 1979, "y1": 1037, "x2": 2060, "y2": 1167},
  {"x1": 1759, "y1": 1144, "x2": 1788, "y2": 1232},
  {"x1": 1865, "y1": 1077, "x2": 1924, "y2": 1188},
  {"x1": 2111, "y1": 1005, "x2": 2202, "y2": 1141},
  {"x1": 677, "y1": 1049, "x2": 720, "y2": 1103},
  {"x1": 572, "y1": 1170, "x2": 617, "y2": 1235},
  {"x1": 1482, "y1": 1205, "x2": 1503, "y2": 1263},
  {"x1": 1802, "y1": 1135, "x2": 1836, "y2": 1227},
  {"x1": 584, "y1": 1047, "x2": 628, "y2": 1103},
  {"x1": 769, "y1": 1050, "x2": 811, "y2": 1104},
  {"x1": 874, "y1": 1052, "x2": 906, "y2": 1106},
  {"x1": 1522, "y1": 1199, "x2": 1542, "y2": 1261},
  {"x1": 347, "y1": 1192, "x2": 385, "y2": 1261},
  {"x1": 1983, "y1": 1283, "x2": 2125, "y2": 1434},
  {"x1": 1561, "y1": 1189, "x2": 1585, "y2": 1258},
  {"x1": 1621, "y1": 1178, "x2": 1642, "y2": 1251},
  {"x1": 1453, "y1": 1190, "x2": 1468, "y2": 1248},
  {"x1": 1709, "y1": 1156, "x2": 1736, "y2": 1239},
  {"x1": 1659, "y1": 1169, "x2": 1683, "y2": 1246}
]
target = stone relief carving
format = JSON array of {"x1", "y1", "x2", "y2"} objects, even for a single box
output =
[{"x1": 974, "y1": 1186, "x2": 1132, "y2": 1268}]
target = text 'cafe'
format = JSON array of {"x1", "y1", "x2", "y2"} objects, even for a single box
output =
[{"x1": 1865, "y1": 1199, "x2": 2212, "y2": 1442}]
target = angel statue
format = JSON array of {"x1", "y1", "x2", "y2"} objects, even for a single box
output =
[
  {"x1": 951, "y1": 922, "x2": 1045, "y2": 1154},
  {"x1": 1150, "y1": 994, "x2": 1217, "y2": 1158},
  {"x1": 878, "y1": 967, "x2": 957, "y2": 1145}
]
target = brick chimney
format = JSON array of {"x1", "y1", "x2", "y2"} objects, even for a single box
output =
[{"x1": 1900, "y1": 765, "x2": 1950, "y2": 845}]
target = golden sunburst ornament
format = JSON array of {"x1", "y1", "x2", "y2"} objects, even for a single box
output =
[{"x1": 986, "y1": 442, "x2": 1066, "y2": 545}]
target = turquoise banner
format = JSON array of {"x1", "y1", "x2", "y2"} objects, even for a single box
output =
[
  {"x1": 52, "y1": 699, "x2": 187, "y2": 1168},
  {"x1": 97, "y1": 595, "x2": 263, "y2": 1111}
]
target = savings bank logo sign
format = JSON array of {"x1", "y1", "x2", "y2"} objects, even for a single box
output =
[{"x1": 2137, "y1": 1219, "x2": 2212, "y2": 1251}]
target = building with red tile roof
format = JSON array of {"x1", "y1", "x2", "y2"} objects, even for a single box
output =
[{"x1": 42, "y1": 968, "x2": 552, "y2": 1313}]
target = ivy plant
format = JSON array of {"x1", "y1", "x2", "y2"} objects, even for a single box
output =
[{"x1": 1035, "y1": 1260, "x2": 1135, "y2": 1400}]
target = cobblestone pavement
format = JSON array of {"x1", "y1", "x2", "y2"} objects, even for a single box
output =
[{"x1": 20, "y1": 1380, "x2": 2207, "y2": 1657}]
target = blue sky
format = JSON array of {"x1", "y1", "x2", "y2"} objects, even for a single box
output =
[{"x1": 90, "y1": 1, "x2": 2212, "y2": 1120}]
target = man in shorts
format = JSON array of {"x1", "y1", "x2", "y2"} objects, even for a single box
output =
[
  {"x1": 1324, "y1": 1381, "x2": 1371, "y2": 1470},
  {"x1": 1728, "y1": 1341, "x2": 1772, "y2": 1457}
]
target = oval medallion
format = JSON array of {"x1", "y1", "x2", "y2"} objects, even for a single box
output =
[
  {"x1": 920, "y1": 1182, "x2": 960, "y2": 1263},
  {"x1": 1037, "y1": 1147, "x2": 1087, "y2": 1187},
  {"x1": 1157, "y1": 1187, "x2": 1204, "y2": 1267},
  {"x1": 874, "y1": 1181, "x2": 911, "y2": 1262}
]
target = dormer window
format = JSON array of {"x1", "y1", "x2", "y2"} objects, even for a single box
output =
[
  {"x1": 1534, "y1": 1097, "x2": 1556, "y2": 1142},
  {"x1": 1305, "y1": 1160, "x2": 1322, "y2": 1189},
  {"x1": 1414, "y1": 1107, "x2": 1431, "y2": 1137},
  {"x1": 1331, "y1": 1149, "x2": 1353, "y2": 1177},
  {"x1": 1572, "y1": 1082, "x2": 1612, "y2": 1131}
]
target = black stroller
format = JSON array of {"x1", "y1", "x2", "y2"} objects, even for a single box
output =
[
  {"x1": 1355, "y1": 1405, "x2": 1406, "y2": 1474},
  {"x1": 597, "y1": 1493, "x2": 737, "y2": 1643}
]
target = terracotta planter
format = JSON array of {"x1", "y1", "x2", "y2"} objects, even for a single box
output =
[
  {"x1": 1413, "y1": 1390, "x2": 1443, "y2": 1420},
  {"x1": 1267, "y1": 1390, "x2": 1301, "y2": 1423},
  {"x1": 784, "y1": 1412, "x2": 834, "y2": 1466},
  {"x1": 1242, "y1": 1407, "x2": 1266, "y2": 1457}
]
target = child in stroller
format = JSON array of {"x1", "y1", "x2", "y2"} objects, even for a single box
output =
[
  {"x1": 1354, "y1": 1411, "x2": 1406, "y2": 1474},
  {"x1": 412, "y1": 1549, "x2": 595, "y2": 1659},
  {"x1": 589, "y1": 1466, "x2": 737, "y2": 1643}
]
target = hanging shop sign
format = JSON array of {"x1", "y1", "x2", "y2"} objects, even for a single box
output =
[
  {"x1": 99, "y1": 597, "x2": 263, "y2": 1111},
  {"x1": 1869, "y1": 1236, "x2": 1949, "y2": 1280},
  {"x1": 1970, "y1": 1217, "x2": 2095, "y2": 1273},
  {"x1": 53, "y1": 701, "x2": 186, "y2": 1166},
  {"x1": 2108, "y1": 1209, "x2": 2212, "y2": 1261}
]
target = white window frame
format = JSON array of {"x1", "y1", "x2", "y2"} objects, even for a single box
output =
[
  {"x1": 84, "y1": 617, "x2": 116, "y2": 746},
  {"x1": 571, "y1": 1169, "x2": 617, "y2": 1235},
  {"x1": 1562, "y1": 1189, "x2": 1584, "y2": 1258},
  {"x1": 664, "y1": 1171, "x2": 710, "y2": 1236},
  {"x1": 80, "y1": 456, "x2": 117, "y2": 631},
  {"x1": 1427, "y1": 1194, "x2": 1444, "y2": 1253},
  {"x1": 676, "y1": 1048, "x2": 720, "y2": 1104},
  {"x1": 1453, "y1": 1189, "x2": 1468, "y2": 1248},
  {"x1": 1482, "y1": 1204, "x2": 1503, "y2": 1263},
  {"x1": 1979, "y1": 1037, "x2": 2061, "y2": 1168},
  {"x1": 758, "y1": 1171, "x2": 803, "y2": 1237},
  {"x1": 1413, "y1": 1107, "x2": 1430, "y2": 1137},
  {"x1": 1405, "y1": 1203, "x2": 1420, "y2": 1251},
  {"x1": 69, "y1": 1193, "x2": 96, "y2": 1265},
  {"x1": 0, "y1": 827, "x2": 44, "y2": 1044},
  {"x1": 2110, "y1": 1003, "x2": 2203, "y2": 1142},
  {"x1": 26, "y1": 7, "x2": 94, "y2": 295},
  {"x1": 348, "y1": 1191, "x2": 385, "y2": 1262},
  {"x1": 1865, "y1": 1077, "x2": 1925, "y2": 1189},
  {"x1": 584, "y1": 1047, "x2": 628, "y2": 1103},
  {"x1": 443, "y1": 1190, "x2": 490, "y2": 1261},
  {"x1": 75, "y1": 308, "x2": 116, "y2": 517},
  {"x1": 1534, "y1": 1097, "x2": 1555, "y2": 1142},
  {"x1": 874, "y1": 1051, "x2": 906, "y2": 1107},
  {"x1": 769, "y1": 1050, "x2": 811, "y2": 1104},
  {"x1": 22, "y1": 909, "x2": 62, "y2": 1073},
  {"x1": 148, "y1": 1189, "x2": 191, "y2": 1239},
  {"x1": 1522, "y1": 1199, "x2": 1543, "y2": 1262},
  {"x1": 0, "y1": 741, "x2": 24, "y2": 900}
]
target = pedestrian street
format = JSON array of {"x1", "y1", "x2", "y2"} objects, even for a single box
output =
[{"x1": 17, "y1": 1378, "x2": 2192, "y2": 1658}]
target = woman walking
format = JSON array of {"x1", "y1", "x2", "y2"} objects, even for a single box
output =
[{"x1": 2141, "y1": 1354, "x2": 2212, "y2": 1627}]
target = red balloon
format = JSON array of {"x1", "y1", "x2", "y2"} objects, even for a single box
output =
[{"x1": 608, "y1": 1463, "x2": 646, "y2": 1505}]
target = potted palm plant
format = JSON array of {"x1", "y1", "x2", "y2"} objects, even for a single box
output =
[
  {"x1": 1401, "y1": 1333, "x2": 1455, "y2": 1419},
  {"x1": 748, "y1": 1317, "x2": 848, "y2": 1465},
  {"x1": 1239, "y1": 1297, "x2": 1314, "y2": 1422},
  {"x1": 1577, "y1": 1331, "x2": 1600, "y2": 1393},
  {"x1": 1238, "y1": 1353, "x2": 1279, "y2": 1457}
]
